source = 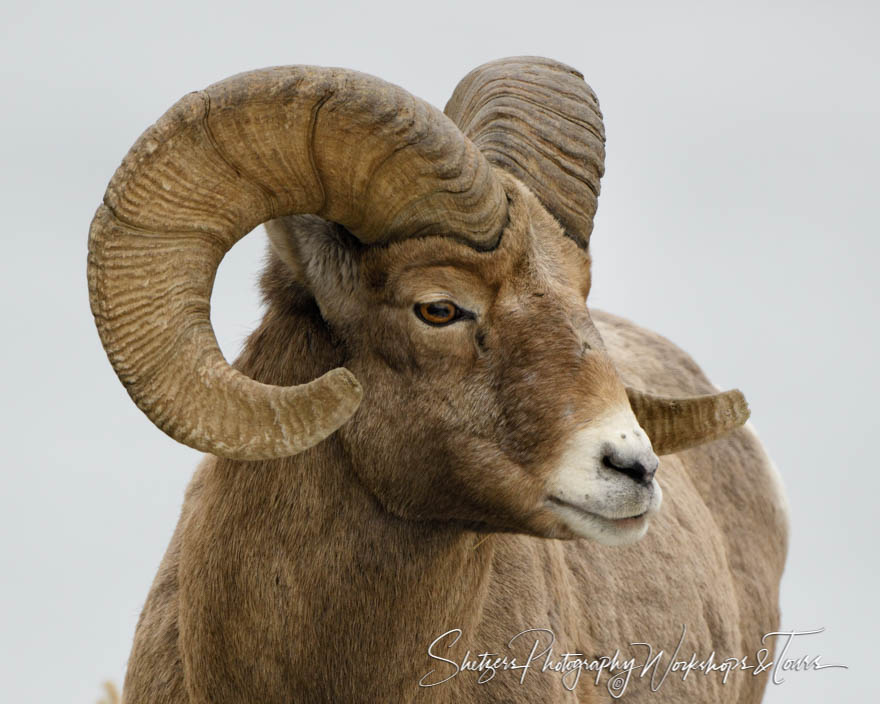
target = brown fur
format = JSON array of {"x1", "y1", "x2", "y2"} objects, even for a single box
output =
[{"x1": 121, "y1": 176, "x2": 787, "y2": 702}]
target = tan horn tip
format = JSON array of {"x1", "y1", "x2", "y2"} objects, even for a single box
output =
[{"x1": 626, "y1": 386, "x2": 751, "y2": 456}]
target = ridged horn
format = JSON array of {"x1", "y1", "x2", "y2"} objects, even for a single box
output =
[
  {"x1": 626, "y1": 387, "x2": 751, "y2": 456},
  {"x1": 88, "y1": 66, "x2": 508, "y2": 460},
  {"x1": 444, "y1": 56, "x2": 604, "y2": 249}
]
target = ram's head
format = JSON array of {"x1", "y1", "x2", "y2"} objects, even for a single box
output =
[{"x1": 89, "y1": 58, "x2": 748, "y2": 545}]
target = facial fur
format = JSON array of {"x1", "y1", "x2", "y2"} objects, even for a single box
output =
[{"x1": 265, "y1": 174, "x2": 661, "y2": 544}]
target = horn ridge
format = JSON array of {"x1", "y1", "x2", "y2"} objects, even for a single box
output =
[
  {"x1": 626, "y1": 387, "x2": 751, "y2": 456},
  {"x1": 88, "y1": 66, "x2": 507, "y2": 459},
  {"x1": 445, "y1": 56, "x2": 605, "y2": 250}
]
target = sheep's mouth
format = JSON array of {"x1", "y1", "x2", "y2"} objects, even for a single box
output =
[
  {"x1": 544, "y1": 495, "x2": 659, "y2": 546},
  {"x1": 547, "y1": 496, "x2": 649, "y2": 524}
]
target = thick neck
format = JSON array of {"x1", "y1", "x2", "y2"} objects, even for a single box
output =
[
  {"x1": 207, "y1": 431, "x2": 496, "y2": 700},
  {"x1": 217, "y1": 285, "x2": 498, "y2": 698}
]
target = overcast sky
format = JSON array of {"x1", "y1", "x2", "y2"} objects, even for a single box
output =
[{"x1": 1, "y1": 0, "x2": 877, "y2": 701}]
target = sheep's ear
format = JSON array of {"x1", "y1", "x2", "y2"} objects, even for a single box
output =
[
  {"x1": 263, "y1": 217, "x2": 312, "y2": 283},
  {"x1": 266, "y1": 215, "x2": 359, "y2": 278},
  {"x1": 265, "y1": 215, "x2": 328, "y2": 283},
  {"x1": 264, "y1": 215, "x2": 363, "y2": 304}
]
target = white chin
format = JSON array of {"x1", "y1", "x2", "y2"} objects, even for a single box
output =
[
  {"x1": 551, "y1": 503, "x2": 651, "y2": 545},
  {"x1": 548, "y1": 485, "x2": 663, "y2": 546}
]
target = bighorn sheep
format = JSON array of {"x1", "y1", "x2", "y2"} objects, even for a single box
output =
[{"x1": 89, "y1": 57, "x2": 788, "y2": 702}]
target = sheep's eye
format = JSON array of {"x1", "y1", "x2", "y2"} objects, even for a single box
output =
[{"x1": 415, "y1": 300, "x2": 462, "y2": 326}]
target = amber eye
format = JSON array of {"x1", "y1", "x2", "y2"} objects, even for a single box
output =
[{"x1": 414, "y1": 300, "x2": 463, "y2": 326}]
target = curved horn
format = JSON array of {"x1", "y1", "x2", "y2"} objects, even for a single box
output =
[
  {"x1": 444, "y1": 56, "x2": 604, "y2": 249},
  {"x1": 444, "y1": 57, "x2": 754, "y2": 451},
  {"x1": 88, "y1": 66, "x2": 508, "y2": 460},
  {"x1": 626, "y1": 388, "x2": 751, "y2": 456}
]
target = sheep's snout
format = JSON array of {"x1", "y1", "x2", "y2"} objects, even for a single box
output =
[{"x1": 544, "y1": 406, "x2": 663, "y2": 545}]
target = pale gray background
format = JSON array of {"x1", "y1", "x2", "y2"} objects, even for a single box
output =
[{"x1": 1, "y1": 0, "x2": 876, "y2": 700}]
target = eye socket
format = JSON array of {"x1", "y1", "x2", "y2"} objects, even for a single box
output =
[{"x1": 414, "y1": 300, "x2": 464, "y2": 326}]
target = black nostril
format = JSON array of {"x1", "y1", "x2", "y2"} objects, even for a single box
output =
[{"x1": 602, "y1": 454, "x2": 655, "y2": 485}]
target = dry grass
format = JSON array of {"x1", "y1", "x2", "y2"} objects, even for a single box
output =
[{"x1": 96, "y1": 681, "x2": 119, "y2": 704}]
